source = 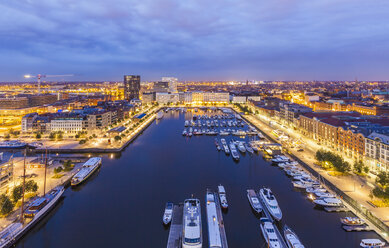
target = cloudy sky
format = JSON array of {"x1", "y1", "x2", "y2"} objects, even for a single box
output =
[{"x1": 1, "y1": 0, "x2": 388, "y2": 81}]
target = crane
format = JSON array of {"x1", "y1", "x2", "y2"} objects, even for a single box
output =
[{"x1": 24, "y1": 74, "x2": 74, "y2": 94}]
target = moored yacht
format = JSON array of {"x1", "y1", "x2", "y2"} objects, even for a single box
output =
[
  {"x1": 284, "y1": 225, "x2": 305, "y2": 248},
  {"x1": 247, "y1": 189, "x2": 262, "y2": 213},
  {"x1": 71, "y1": 157, "x2": 102, "y2": 186},
  {"x1": 163, "y1": 202, "x2": 174, "y2": 225},
  {"x1": 259, "y1": 187, "x2": 282, "y2": 221},
  {"x1": 360, "y1": 239, "x2": 386, "y2": 248},
  {"x1": 205, "y1": 190, "x2": 222, "y2": 248},
  {"x1": 218, "y1": 185, "x2": 228, "y2": 209},
  {"x1": 340, "y1": 217, "x2": 365, "y2": 226},
  {"x1": 229, "y1": 142, "x2": 240, "y2": 161},
  {"x1": 182, "y1": 198, "x2": 202, "y2": 248},
  {"x1": 244, "y1": 143, "x2": 254, "y2": 154},
  {"x1": 156, "y1": 111, "x2": 164, "y2": 120},
  {"x1": 313, "y1": 197, "x2": 343, "y2": 207},
  {"x1": 260, "y1": 218, "x2": 281, "y2": 248},
  {"x1": 237, "y1": 142, "x2": 246, "y2": 153}
]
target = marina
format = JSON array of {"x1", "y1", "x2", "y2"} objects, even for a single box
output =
[{"x1": 7, "y1": 108, "x2": 386, "y2": 248}]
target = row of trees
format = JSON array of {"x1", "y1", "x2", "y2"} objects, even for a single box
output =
[
  {"x1": 373, "y1": 171, "x2": 389, "y2": 200},
  {"x1": 234, "y1": 103, "x2": 252, "y2": 114},
  {"x1": 49, "y1": 131, "x2": 63, "y2": 141},
  {"x1": 0, "y1": 180, "x2": 39, "y2": 215},
  {"x1": 315, "y1": 149, "x2": 351, "y2": 173}
]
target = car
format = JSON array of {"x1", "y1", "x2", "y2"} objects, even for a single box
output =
[{"x1": 297, "y1": 148, "x2": 304, "y2": 152}]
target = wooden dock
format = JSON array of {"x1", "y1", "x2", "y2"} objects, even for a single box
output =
[
  {"x1": 167, "y1": 203, "x2": 183, "y2": 248},
  {"x1": 214, "y1": 192, "x2": 229, "y2": 248}
]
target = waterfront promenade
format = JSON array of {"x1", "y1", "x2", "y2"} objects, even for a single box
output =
[{"x1": 242, "y1": 111, "x2": 389, "y2": 241}]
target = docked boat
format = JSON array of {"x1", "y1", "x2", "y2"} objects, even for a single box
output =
[
  {"x1": 220, "y1": 139, "x2": 230, "y2": 154},
  {"x1": 292, "y1": 178, "x2": 319, "y2": 189},
  {"x1": 260, "y1": 218, "x2": 281, "y2": 248},
  {"x1": 219, "y1": 130, "x2": 229, "y2": 136},
  {"x1": 163, "y1": 202, "x2": 174, "y2": 225},
  {"x1": 218, "y1": 185, "x2": 228, "y2": 209},
  {"x1": 0, "y1": 186, "x2": 65, "y2": 248},
  {"x1": 229, "y1": 142, "x2": 240, "y2": 161},
  {"x1": 185, "y1": 120, "x2": 189, "y2": 127},
  {"x1": 313, "y1": 197, "x2": 343, "y2": 207},
  {"x1": 0, "y1": 140, "x2": 27, "y2": 149},
  {"x1": 71, "y1": 157, "x2": 102, "y2": 186},
  {"x1": 214, "y1": 139, "x2": 221, "y2": 151},
  {"x1": 340, "y1": 217, "x2": 365, "y2": 226},
  {"x1": 360, "y1": 239, "x2": 386, "y2": 248},
  {"x1": 205, "y1": 191, "x2": 223, "y2": 248},
  {"x1": 183, "y1": 130, "x2": 188, "y2": 136},
  {"x1": 306, "y1": 186, "x2": 326, "y2": 193},
  {"x1": 244, "y1": 143, "x2": 254, "y2": 154},
  {"x1": 247, "y1": 189, "x2": 262, "y2": 213},
  {"x1": 157, "y1": 111, "x2": 164, "y2": 120},
  {"x1": 284, "y1": 225, "x2": 305, "y2": 248},
  {"x1": 182, "y1": 198, "x2": 202, "y2": 248},
  {"x1": 237, "y1": 142, "x2": 246, "y2": 153},
  {"x1": 259, "y1": 188, "x2": 282, "y2": 221}
]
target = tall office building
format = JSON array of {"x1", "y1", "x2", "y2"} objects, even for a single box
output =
[
  {"x1": 153, "y1": 81, "x2": 170, "y2": 92},
  {"x1": 124, "y1": 75, "x2": 140, "y2": 100},
  {"x1": 161, "y1": 77, "x2": 178, "y2": 93}
]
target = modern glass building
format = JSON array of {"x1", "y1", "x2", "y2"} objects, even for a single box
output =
[{"x1": 124, "y1": 75, "x2": 140, "y2": 100}]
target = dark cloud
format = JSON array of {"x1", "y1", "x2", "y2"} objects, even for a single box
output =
[{"x1": 0, "y1": 0, "x2": 388, "y2": 81}]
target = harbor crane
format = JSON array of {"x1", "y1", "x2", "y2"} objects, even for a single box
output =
[{"x1": 24, "y1": 74, "x2": 73, "y2": 94}]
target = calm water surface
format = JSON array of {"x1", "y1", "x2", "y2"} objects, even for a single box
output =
[{"x1": 16, "y1": 110, "x2": 381, "y2": 248}]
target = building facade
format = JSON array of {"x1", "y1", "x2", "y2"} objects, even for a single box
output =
[
  {"x1": 124, "y1": 75, "x2": 140, "y2": 100},
  {"x1": 365, "y1": 132, "x2": 389, "y2": 172}
]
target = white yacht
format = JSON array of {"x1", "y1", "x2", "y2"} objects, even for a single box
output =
[
  {"x1": 260, "y1": 218, "x2": 281, "y2": 248},
  {"x1": 185, "y1": 120, "x2": 189, "y2": 127},
  {"x1": 313, "y1": 197, "x2": 343, "y2": 207},
  {"x1": 163, "y1": 202, "x2": 174, "y2": 225},
  {"x1": 340, "y1": 217, "x2": 365, "y2": 226},
  {"x1": 259, "y1": 188, "x2": 282, "y2": 221},
  {"x1": 247, "y1": 189, "x2": 262, "y2": 213},
  {"x1": 218, "y1": 185, "x2": 228, "y2": 209},
  {"x1": 284, "y1": 225, "x2": 305, "y2": 248},
  {"x1": 237, "y1": 142, "x2": 246, "y2": 153},
  {"x1": 360, "y1": 239, "x2": 386, "y2": 248},
  {"x1": 244, "y1": 143, "x2": 254, "y2": 154},
  {"x1": 71, "y1": 157, "x2": 102, "y2": 186},
  {"x1": 182, "y1": 199, "x2": 202, "y2": 248},
  {"x1": 229, "y1": 142, "x2": 240, "y2": 161}
]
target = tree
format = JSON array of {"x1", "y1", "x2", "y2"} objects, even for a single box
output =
[
  {"x1": 376, "y1": 172, "x2": 389, "y2": 188},
  {"x1": 35, "y1": 132, "x2": 41, "y2": 140},
  {"x1": 54, "y1": 166, "x2": 63, "y2": 174},
  {"x1": 49, "y1": 132, "x2": 55, "y2": 141},
  {"x1": 0, "y1": 194, "x2": 14, "y2": 215},
  {"x1": 12, "y1": 185, "x2": 23, "y2": 203},
  {"x1": 57, "y1": 132, "x2": 63, "y2": 141},
  {"x1": 25, "y1": 180, "x2": 38, "y2": 192},
  {"x1": 114, "y1": 135, "x2": 121, "y2": 142},
  {"x1": 79, "y1": 139, "x2": 86, "y2": 145}
]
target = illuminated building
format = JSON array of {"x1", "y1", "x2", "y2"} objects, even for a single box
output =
[
  {"x1": 161, "y1": 77, "x2": 178, "y2": 93},
  {"x1": 124, "y1": 75, "x2": 140, "y2": 100}
]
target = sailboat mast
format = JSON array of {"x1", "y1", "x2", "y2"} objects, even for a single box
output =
[
  {"x1": 20, "y1": 149, "x2": 26, "y2": 224},
  {"x1": 43, "y1": 149, "x2": 47, "y2": 195}
]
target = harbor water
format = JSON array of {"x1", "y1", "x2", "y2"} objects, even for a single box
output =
[{"x1": 15, "y1": 110, "x2": 382, "y2": 247}]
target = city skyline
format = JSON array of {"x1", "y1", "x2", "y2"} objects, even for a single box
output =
[{"x1": 1, "y1": 0, "x2": 389, "y2": 81}]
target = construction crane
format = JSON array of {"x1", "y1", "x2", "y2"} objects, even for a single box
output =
[{"x1": 24, "y1": 74, "x2": 73, "y2": 94}]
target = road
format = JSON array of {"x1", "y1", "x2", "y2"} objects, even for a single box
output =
[{"x1": 243, "y1": 112, "x2": 389, "y2": 229}]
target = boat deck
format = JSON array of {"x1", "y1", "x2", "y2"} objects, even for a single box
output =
[
  {"x1": 214, "y1": 192, "x2": 228, "y2": 248},
  {"x1": 342, "y1": 225, "x2": 373, "y2": 232},
  {"x1": 324, "y1": 206, "x2": 349, "y2": 212},
  {"x1": 167, "y1": 203, "x2": 183, "y2": 248},
  {"x1": 257, "y1": 191, "x2": 288, "y2": 248}
]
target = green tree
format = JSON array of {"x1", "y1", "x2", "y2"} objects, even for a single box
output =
[
  {"x1": 35, "y1": 132, "x2": 41, "y2": 140},
  {"x1": 353, "y1": 160, "x2": 365, "y2": 174},
  {"x1": 114, "y1": 135, "x2": 121, "y2": 142},
  {"x1": 376, "y1": 172, "x2": 389, "y2": 188},
  {"x1": 49, "y1": 132, "x2": 55, "y2": 141},
  {"x1": 0, "y1": 194, "x2": 14, "y2": 215},
  {"x1": 54, "y1": 166, "x2": 63, "y2": 174},
  {"x1": 79, "y1": 139, "x2": 86, "y2": 145},
  {"x1": 12, "y1": 185, "x2": 23, "y2": 203},
  {"x1": 57, "y1": 132, "x2": 63, "y2": 141},
  {"x1": 25, "y1": 180, "x2": 38, "y2": 192}
]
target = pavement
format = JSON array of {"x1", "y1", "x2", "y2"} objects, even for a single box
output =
[{"x1": 244, "y1": 113, "x2": 389, "y2": 230}]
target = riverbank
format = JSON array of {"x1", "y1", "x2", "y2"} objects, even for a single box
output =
[{"x1": 239, "y1": 111, "x2": 389, "y2": 242}]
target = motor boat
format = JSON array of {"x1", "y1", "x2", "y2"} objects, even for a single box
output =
[
  {"x1": 247, "y1": 189, "x2": 262, "y2": 213},
  {"x1": 284, "y1": 225, "x2": 305, "y2": 248},
  {"x1": 260, "y1": 218, "x2": 281, "y2": 248},
  {"x1": 259, "y1": 187, "x2": 282, "y2": 221},
  {"x1": 163, "y1": 202, "x2": 173, "y2": 225}
]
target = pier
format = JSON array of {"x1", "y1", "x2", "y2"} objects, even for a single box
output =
[
  {"x1": 167, "y1": 203, "x2": 183, "y2": 248},
  {"x1": 214, "y1": 192, "x2": 229, "y2": 248}
]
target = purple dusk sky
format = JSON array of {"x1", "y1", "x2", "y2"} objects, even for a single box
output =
[{"x1": 0, "y1": 0, "x2": 389, "y2": 82}]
